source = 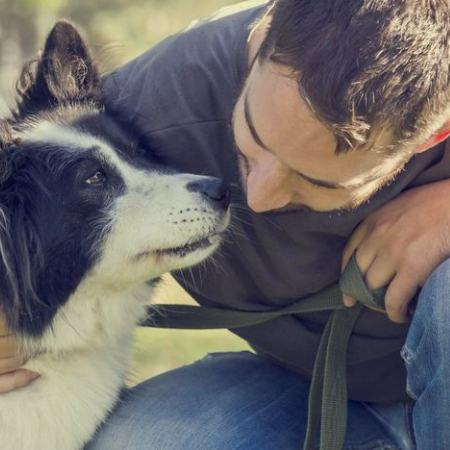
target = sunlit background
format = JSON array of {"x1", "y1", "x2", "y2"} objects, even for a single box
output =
[{"x1": 0, "y1": 0, "x2": 250, "y2": 385}]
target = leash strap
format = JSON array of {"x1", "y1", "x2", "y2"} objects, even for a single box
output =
[{"x1": 140, "y1": 253, "x2": 397, "y2": 449}]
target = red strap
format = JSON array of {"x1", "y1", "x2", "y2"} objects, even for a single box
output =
[{"x1": 434, "y1": 128, "x2": 450, "y2": 144}]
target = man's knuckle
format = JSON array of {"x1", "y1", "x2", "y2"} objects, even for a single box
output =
[
  {"x1": 380, "y1": 242, "x2": 399, "y2": 261},
  {"x1": 370, "y1": 220, "x2": 390, "y2": 238},
  {"x1": 399, "y1": 256, "x2": 419, "y2": 276}
]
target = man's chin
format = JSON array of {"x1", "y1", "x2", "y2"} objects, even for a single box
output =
[
  {"x1": 260, "y1": 203, "x2": 316, "y2": 214},
  {"x1": 255, "y1": 196, "x2": 373, "y2": 215}
]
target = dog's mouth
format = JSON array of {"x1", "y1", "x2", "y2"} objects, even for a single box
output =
[
  {"x1": 136, "y1": 231, "x2": 223, "y2": 262},
  {"x1": 155, "y1": 232, "x2": 221, "y2": 258}
]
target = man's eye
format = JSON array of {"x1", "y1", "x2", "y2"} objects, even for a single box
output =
[{"x1": 85, "y1": 170, "x2": 107, "y2": 186}]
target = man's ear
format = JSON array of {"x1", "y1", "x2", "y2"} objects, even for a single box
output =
[
  {"x1": 415, "y1": 118, "x2": 450, "y2": 153},
  {"x1": 16, "y1": 20, "x2": 101, "y2": 116}
]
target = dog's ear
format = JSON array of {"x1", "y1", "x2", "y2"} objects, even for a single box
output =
[
  {"x1": 0, "y1": 119, "x2": 13, "y2": 151},
  {"x1": 0, "y1": 151, "x2": 46, "y2": 335},
  {"x1": 0, "y1": 121, "x2": 14, "y2": 182},
  {"x1": 0, "y1": 206, "x2": 44, "y2": 336},
  {"x1": 15, "y1": 20, "x2": 101, "y2": 116}
]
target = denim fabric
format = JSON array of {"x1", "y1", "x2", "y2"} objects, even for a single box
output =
[
  {"x1": 86, "y1": 351, "x2": 401, "y2": 449},
  {"x1": 86, "y1": 257, "x2": 450, "y2": 449},
  {"x1": 399, "y1": 257, "x2": 450, "y2": 448}
]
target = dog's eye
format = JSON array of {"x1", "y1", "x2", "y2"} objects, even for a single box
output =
[{"x1": 85, "y1": 170, "x2": 107, "y2": 186}]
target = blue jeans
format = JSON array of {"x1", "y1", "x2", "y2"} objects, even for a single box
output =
[{"x1": 86, "y1": 258, "x2": 450, "y2": 449}]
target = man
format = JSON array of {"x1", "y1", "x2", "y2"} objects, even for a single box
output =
[{"x1": 2, "y1": 0, "x2": 450, "y2": 448}]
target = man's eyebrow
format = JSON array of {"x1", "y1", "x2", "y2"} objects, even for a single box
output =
[{"x1": 243, "y1": 90, "x2": 375, "y2": 190}]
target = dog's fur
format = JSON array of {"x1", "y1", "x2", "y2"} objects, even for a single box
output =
[{"x1": 0, "y1": 21, "x2": 230, "y2": 449}]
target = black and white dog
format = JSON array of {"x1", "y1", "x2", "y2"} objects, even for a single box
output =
[{"x1": 0, "y1": 21, "x2": 230, "y2": 449}]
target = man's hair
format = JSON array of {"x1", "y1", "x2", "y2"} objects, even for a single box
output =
[{"x1": 260, "y1": 0, "x2": 450, "y2": 155}]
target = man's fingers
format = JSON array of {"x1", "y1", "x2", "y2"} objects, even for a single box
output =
[
  {"x1": 342, "y1": 221, "x2": 370, "y2": 269},
  {"x1": 363, "y1": 254, "x2": 396, "y2": 291},
  {"x1": 343, "y1": 295, "x2": 357, "y2": 307},
  {"x1": 0, "y1": 316, "x2": 37, "y2": 393},
  {"x1": 0, "y1": 354, "x2": 23, "y2": 374},
  {"x1": 341, "y1": 229, "x2": 366, "y2": 307},
  {"x1": 0, "y1": 369, "x2": 40, "y2": 394},
  {"x1": 0, "y1": 334, "x2": 18, "y2": 358},
  {"x1": 384, "y1": 274, "x2": 419, "y2": 323}
]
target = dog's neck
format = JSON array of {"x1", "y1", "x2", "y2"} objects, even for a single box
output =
[{"x1": 19, "y1": 281, "x2": 152, "y2": 358}]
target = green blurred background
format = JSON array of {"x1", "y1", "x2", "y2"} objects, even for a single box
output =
[{"x1": 0, "y1": 0, "x2": 251, "y2": 385}]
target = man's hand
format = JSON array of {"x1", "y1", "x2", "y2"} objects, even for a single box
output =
[
  {"x1": 341, "y1": 179, "x2": 450, "y2": 323},
  {"x1": 0, "y1": 315, "x2": 38, "y2": 393}
]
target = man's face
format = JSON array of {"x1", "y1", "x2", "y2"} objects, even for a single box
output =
[{"x1": 231, "y1": 58, "x2": 408, "y2": 213}]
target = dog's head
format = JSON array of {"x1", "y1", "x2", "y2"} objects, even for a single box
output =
[{"x1": 0, "y1": 22, "x2": 230, "y2": 338}]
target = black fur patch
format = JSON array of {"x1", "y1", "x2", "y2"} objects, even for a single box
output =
[{"x1": 0, "y1": 142, "x2": 126, "y2": 336}]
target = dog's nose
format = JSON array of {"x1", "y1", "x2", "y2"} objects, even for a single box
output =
[{"x1": 187, "y1": 178, "x2": 231, "y2": 210}]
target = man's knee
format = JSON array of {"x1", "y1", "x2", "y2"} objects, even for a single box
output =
[
  {"x1": 419, "y1": 256, "x2": 450, "y2": 326},
  {"x1": 402, "y1": 256, "x2": 450, "y2": 378},
  {"x1": 85, "y1": 352, "x2": 309, "y2": 449}
]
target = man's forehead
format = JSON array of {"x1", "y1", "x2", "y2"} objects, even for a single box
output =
[{"x1": 246, "y1": 59, "x2": 403, "y2": 188}]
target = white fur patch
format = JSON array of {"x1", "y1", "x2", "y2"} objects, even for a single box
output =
[{"x1": 20, "y1": 119, "x2": 111, "y2": 153}]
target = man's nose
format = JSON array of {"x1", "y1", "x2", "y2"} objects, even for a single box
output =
[{"x1": 245, "y1": 165, "x2": 292, "y2": 213}]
